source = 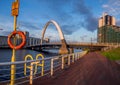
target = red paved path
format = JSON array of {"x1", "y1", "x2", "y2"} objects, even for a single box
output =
[{"x1": 27, "y1": 52, "x2": 120, "y2": 85}]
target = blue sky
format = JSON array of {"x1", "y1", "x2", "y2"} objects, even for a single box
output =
[{"x1": 0, "y1": 0, "x2": 120, "y2": 42}]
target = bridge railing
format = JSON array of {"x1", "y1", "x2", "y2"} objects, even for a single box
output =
[
  {"x1": 0, "y1": 51, "x2": 87, "y2": 85},
  {"x1": 41, "y1": 42, "x2": 120, "y2": 47}
]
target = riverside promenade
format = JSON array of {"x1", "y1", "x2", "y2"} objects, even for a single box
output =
[{"x1": 27, "y1": 52, "x2": 120, "y2": 85}]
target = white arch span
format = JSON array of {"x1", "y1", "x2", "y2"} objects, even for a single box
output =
[{"x1": 41, "y1": 20, "x2": 65, "y2": 44}]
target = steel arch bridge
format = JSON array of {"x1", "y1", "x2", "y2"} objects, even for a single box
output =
[{"x1": 41, "y1": 20, "x2": 69, "y2": 54}]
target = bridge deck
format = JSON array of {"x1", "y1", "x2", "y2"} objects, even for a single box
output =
[{"x1": 26, "y1": 52, "x2": 120, "y2": 85}]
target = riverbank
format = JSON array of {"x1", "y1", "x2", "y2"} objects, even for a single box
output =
[{"x1": 101, "y1": 47, "x2": 120, "y2": 61}]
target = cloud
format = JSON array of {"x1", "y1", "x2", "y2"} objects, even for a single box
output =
[
  {"x1": 0, "y1": 23, "x2": 13, "y2": 35},
  {"x1": 37, "y1": 0, "x2": 71, "y2": 21},
  {"x1": 61, "y1": 25, "x2": 77, "y2": 35},
  {"x1": 116, "y1": 20, "x2": 120, "y2": 26},
  {"x1": 41, "y1": 0, "x2": 97, "y2": 34},
  {"x1": 72, "y1": 0, "x2": 97, "y2": 32},
  {"x1": 18, "y1": 21, "x2": 41, "y2": 31},
  {"x1": 0, "y1": 28, "x2": 3, "y2": 30},
  {"x1": 85, "y1": 16, "x2": 98, "y2": 31},
  {"x1": 102, "y1": 4, "x2": 109, "y2": 8},
  {"x1": 102, "y1": 0, "x2": 120, "y2": 26},
  {"x1": 1, "y1": 31, "x2": 11, "y2": 36},
  {"x1": 0, "y1": 22, "x2": 13, "y2": 36},
  {"x1": 102, "y1": 0, "x2": 120, "y2": 16},
  {"x1": 0, "y1": 0, "x2": 98, "y2": 37}
]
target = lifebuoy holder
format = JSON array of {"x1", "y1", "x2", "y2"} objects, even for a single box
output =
[{"x1": 8, "y1": 31, "x2": 26, "y2": 50}]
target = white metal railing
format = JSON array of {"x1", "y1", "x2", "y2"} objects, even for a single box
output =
[{"x1": 0, "y1": 51, "x2": 87, "y2": 85}]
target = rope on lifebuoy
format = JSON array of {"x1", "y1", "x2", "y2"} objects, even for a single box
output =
[{"x1": 8, "y1": 31, "x2": 26, "y2": 50}]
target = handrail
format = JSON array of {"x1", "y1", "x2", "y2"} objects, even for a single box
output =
[
  {"x1": 0, "y1": 51, "x2": 88, "y2": 85},
  {"x1": 0, "y1": 57, "x2": 53, "y2": 66}
]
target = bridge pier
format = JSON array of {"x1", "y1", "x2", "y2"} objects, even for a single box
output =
[{"x1": 59, "y1": 39, "x2": 69, "y2": 54}]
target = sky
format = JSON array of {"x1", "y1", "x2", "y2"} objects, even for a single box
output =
[{"x1": 0, "y1": 0, "x2": 120, "y2": 42}]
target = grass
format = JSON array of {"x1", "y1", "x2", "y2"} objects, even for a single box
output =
[{"x1": 101, "y1": 48, "x2": 120, "y2": 61}]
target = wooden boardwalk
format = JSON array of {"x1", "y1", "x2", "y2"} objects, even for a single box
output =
[{"x1": 28, "y1": 52, "x2": 120, "y2": 85}]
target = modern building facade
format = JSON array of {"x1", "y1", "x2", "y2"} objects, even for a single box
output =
[
  {"x1": 98, "y1": 13, "x2": 116, "y2": 28},
  {"x1": 98, "y1": 13, "x2": 120, "y2": 43}
]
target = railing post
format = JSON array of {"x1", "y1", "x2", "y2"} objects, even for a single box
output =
[
  {"x1": 78, "y1": 53, "x2": 79, "y2": 59},
  {"x1": 68, "y1": 55, "x2": 70, "y2": 65},
  {"x1": 35, "y1": 54, "x2": 44, "y2": 76},
  {"x1": 76, "y1": 53, "x2": 78, "y2": 59},
  {"x1": 72, "y1": 54, "x2": 74, "y2": 63},
  {"x1": 74, "y1": 54, "x2": 75, "y2": 61},
  {"x1": 77, "y1": 53, "x2": 79, "y2": 59},
  {"x1": 51, "y1": 58, "x2": 54, "y2": 76},
  {"x1": 76, "y1": 53, "x2": 77, "y2": 60},
  {"x1": 40, "y1": 60, "x2": 44, "y2": 76},
  {"x1": 75, "y1": 54, "x2": 76, "y2": 61},
  {"x1": 76, "y1": 53, "x2": 78, "y2": 60},
  {"x1": 30, "y1": 62, "x2": 33, "y2": 85},
  {"x1": 79, "y1": 53, "x2": 81, "y2": 58},
  {"x1": 61, "y1": 56, "x2": 64, "y2": 69}
]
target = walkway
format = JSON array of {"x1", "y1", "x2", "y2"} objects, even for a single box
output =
[{"x1": 27, "y1": 52, "x2": 120, "y2": 85}]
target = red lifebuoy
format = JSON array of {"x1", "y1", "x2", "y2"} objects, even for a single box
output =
[{"x1": 8, "y1": 31, "x2": 26, "y2": 50}]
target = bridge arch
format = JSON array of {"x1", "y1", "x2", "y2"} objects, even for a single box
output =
[
  {"x1": 41, "y1": 20, "x2": 69, "y2": 54},
  {"x1": 41, "y1": 20, "x2": 64, "y2": 44}
]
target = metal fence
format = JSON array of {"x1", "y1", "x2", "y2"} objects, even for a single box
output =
[{"x1": 0, "y1": 51, "x2": 87, "y2": 85}]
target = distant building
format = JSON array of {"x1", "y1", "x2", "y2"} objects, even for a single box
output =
[
  {"x1": 98, "y1": 13, "x2": 120, "y2": 43},
  {"x1": 98, "y1": 13, "x2": 116, "y2": 28},
  {"x1": 0, "y1": 31, "x2": 41, "y2": 47},
  {"x1": 24, "y1": 31, "x2": 29, "y2": 47},
  {"x1": 23, "y1": 31, "x2": 29, "y2": 39},
  {"x1": 0, "y1": 36, "x2": 8, "y2": 46}
]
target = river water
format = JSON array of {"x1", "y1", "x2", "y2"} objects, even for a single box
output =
[
  {"x1": 0, "y1": 49, "x2": 59, "y2": 62},
  {"x1": 0, "y1": 48, "x2": 81, "y2": 62}
]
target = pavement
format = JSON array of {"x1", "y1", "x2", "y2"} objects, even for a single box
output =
[{"x1": 26, "y1": 52, "x2": 120, "y2": 85}]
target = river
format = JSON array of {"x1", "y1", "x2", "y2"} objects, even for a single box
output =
[
  {"x1": 0, "y1": 49, "x2": 59, "y2": 62},
  {"x1": 0, "y1": 48, "x2": 81, "y2": 62}
]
